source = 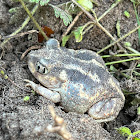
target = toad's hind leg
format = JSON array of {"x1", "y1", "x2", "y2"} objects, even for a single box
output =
[{"x1": 88, "y1": 98, "x2": 124, "y2": 122}]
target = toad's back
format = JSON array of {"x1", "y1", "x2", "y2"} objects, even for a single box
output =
[{"x1": 53, "y1": 48, "x2": 124, "y2": 113}]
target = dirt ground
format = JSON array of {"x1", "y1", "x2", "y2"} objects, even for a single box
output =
[{"x1": 0, "y1": 0, "x2": 140, "y2": 140}]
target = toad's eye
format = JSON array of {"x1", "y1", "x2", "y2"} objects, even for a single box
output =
[{"x1": 35, "y1": 61, "x2": 48, "y2": 74}]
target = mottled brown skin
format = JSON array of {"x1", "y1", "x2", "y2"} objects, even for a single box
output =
[{"x1": 25, "y1": 39, "x2": 125, "y2": 122}]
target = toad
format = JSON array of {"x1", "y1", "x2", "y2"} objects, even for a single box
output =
[{"x1": 25, "y1": 39, "x2": 125, "y2": 122}]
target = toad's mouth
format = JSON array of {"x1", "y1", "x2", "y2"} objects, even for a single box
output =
[{"x1": 39, "y1": 75, "x2": 64, "y2": 89}]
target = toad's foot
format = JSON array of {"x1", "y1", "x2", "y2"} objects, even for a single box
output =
[
  {"x1": 24, "y1": 79, "x2": 61, "y2": 103},
  {"x1": 88, "y1": 98, "x2": 123, "y2": 122}
]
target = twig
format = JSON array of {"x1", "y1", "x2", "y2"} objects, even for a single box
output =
[
  {"x1": 7, "y1": 77, "x2": 31, "y2": 92},
  {"x1": 98, "y1": 25, "x2": 140, "y2": 54},
  {"x1": 0, "y1": 71, "x2": 31, "y2": 92},
  {"x1": 0, "y1": 4, "x2": 39, "y2": 51},
  {"x1": 19, "y1": 0, "x2": 48, "y2": 41},
  {"x1": 2, "y1": 30, "x2": 38, "y2": 40},
  {"x1": 47, "y1": 105, "x2": 73, "y2": 140},
  {"x1": 33, "y1": 105, "x2": 74, "y2": 140},
  {"x1": 61, "y1": 11, "x2": 83, "y2": 40},
  {"x1": 20, "y1": 45, "x2": 41, "y2": 60}
]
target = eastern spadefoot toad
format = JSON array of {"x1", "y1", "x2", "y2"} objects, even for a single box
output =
[{"x1": 25, "y1": 39, "x2": 125, "y2": 122}]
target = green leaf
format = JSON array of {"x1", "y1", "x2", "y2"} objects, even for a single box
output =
[
  {"x1": 116, "y1": 127, "x2": 132, "y2": 137},
  {"x1": 137, "y1": 64, "x2": 140, "y2": 67},
  {"x1": 29, "y1": 0, "x2": 40, "y2": 3},
  {"x1": 62, "y1": 25, "x2": 87, "y2": 45},
  {"x1": 130, "y1": 0, "x2": 135, "y2": 3},
  {"x1": 9, "y1": 7, "x2": 19, "y2": 13},
  {"x1": 40, "y1": 0, "x2": 50, "y2": 6},
  {"x1": 29, "y1": 0, "x2": 50, "y2": 6},
  {"x1": 4, "y1": 75, "x2": 8, "y2": 80},
  {"x1": 73, "y1": 26, "x2": 85, "y2": 42},
  {"x1": 0, "y1": 70, "x2": 5, "y2": 75},
  {"x1": 62, "y1": 35, "x2": 71, "y2": 47},
  {"x1": 133, "y1": 130, "x2": 140, "y2": 138},
  {"x1": 109, "y1": 65, "x2": 117, "y2": 72},
  {"x1": 49, "y1": 4, "x2": 72, "y2": 26},
  {"x1": 24, "y1": 96, "x2": 30, "y2": 101},
  {"x1": 137, "y1": 106, "x2": 140, "y2": 115},
  {"x1": 131, "y1": 96, "x2": 140, "y2": 105},
  {"x1": 130, "y1": 0, "x2": 140, "y2": 5},
  {"x1": 77, "y1": 0, "x2": 93, "y2": 11},
  {"x1": 31, "y1": 90, "x2": 36, "y2": 95},
  {"x1": 124, "y1": 11, "x2": 130, "y2": 18},
  {"x1": 58, "y1": 1, "x2": 80, "y2": 15},
  {"x1": 124, "y1": 42, "x2": 131, "y2": 47},
  {"x1": 90, "y1": 0, "x2": 99, "y2": 6}
]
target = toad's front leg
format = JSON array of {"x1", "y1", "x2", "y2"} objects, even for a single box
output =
[{"x1": 24, "y1": 79, "x2": 61, "y2": 103}]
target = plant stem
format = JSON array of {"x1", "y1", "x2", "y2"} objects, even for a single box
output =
[
  {"x1": 83, "y1": 24, "x2": 94, "y2": 35},
  {"x1": 110, "y1": 65, "x2": 132, "y2": 79},
  {"x1": 98, "y1": 25, "x2": 140, "y2": 54},
  {"x1": 124, "y1": 45, "x2": 140, "y2": 54},
  {"x1": 72, "y1": 0, "x2": 115, "y2": 41},
  {"x1": 133, "y1": 71, "x2": 140, "y2": 77},
  {"x1": 61, "y1": 11, "x2": 83, "y2": 40},
  {"x1": 71, "y1": 0, "x2": 124, "y2": 51},
  {"x1": 133, "y1": 2, "x2": 140, "y2": 45},
  {"x1": 105, "y1": 57, "x2": 140, "y2": 65},
  {"x1": 83, "y1": 0, "x2": 123, "y2": 36},
  {"x1": 19, "y1": 0, "x2": 48, "y2": 41},
  {"x1": 98, "y1": 0, "x2": 123, "y2": 21},
  {"x1": 102, "y1": 53, "x2": 140, "y2": 58},
  {"x1": 0, "y1": 4, "x2": 39, "y2": 50}
]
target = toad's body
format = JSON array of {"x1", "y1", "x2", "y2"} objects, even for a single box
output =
[{"x1": 25, "y1": 39, "x2": 125, "y2": 122}]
